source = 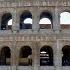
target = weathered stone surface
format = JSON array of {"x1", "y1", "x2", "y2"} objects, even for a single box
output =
[{"x1": 0, "y1": 0, "x2": 69, "y2": 70}]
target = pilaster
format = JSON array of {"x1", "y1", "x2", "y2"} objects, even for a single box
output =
[
  {"x1": 32, "y1": 42, "x2": 40, "y2": 70},
  {"x1": 12, "y1": 9, "x2": 19, "y2": 32},
  {"x1": 53, "y1": 7, "x2": 60, "y2": 33},
  {"x1": 32, "y1": 7, "x2": 40, "y2": 32},
  {"x1": 53, "y1": 40, "x2": 62, "y2": 70},
  {"x1": 11, "y1": 36, "x2": 19, "y2": 66}
]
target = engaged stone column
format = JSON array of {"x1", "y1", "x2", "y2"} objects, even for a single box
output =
[
  {"x1": 32, "y1": 8, "x2": 39, "y2": 32},
  {"x1": 11, "y1": 45, "x2": 19, "y2": 70},
  {"x1": 32, "y1": 42, "x2": 40, "y2": 70},
  {"x1": 53, "y1": 7, "x2": 60, "y2": 33},
  {"x1": 11, "y1": 38, "x2": 19, "y2": 66},
  {"x1": 53, "y1": 40, "x2": 62, "y2": 70},
  {"x1": 12, "y1": 9, "x2": 19, "y2": 32},
  {"x1": 11, "y1": 48, "x2": 19, "y2": 67}
]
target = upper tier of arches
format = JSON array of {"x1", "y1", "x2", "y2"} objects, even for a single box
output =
[{"x1": 1, "y1": 10, "x2": 70, "y2": 31}]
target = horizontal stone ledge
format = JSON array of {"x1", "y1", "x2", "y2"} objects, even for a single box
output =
[
  {"x1": 0, "y1": 36, "x2": 70, "y2": 41},
  {"x1": 0, "y1": 1, "x2": 70, "y2": 7},
  {"x1": 0, "y1": 36, "x2": 56, "y2": 41}
]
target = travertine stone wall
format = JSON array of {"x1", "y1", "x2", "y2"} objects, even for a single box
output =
[{"x1": 0, "y1": 0, "x2": 69, "y2": 70}]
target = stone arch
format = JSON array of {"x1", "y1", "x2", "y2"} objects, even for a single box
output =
[
  {"x1": 1, "y1": 13, "x2": 12, "y2": 30},
  {"x1": 20, "y1": 10, "x2": 32, "y2": 29},
  {"x1": 60, "y1": 11, "x2": 70, "y2": 29},
  {"x1": 39, "y1": 11, "x2": 52, "y2": 29},
  {"x1": 40, "y1": 45, "x2": 53, "y2": 66},
  {"x1": 0, "y1": 46, "x2": 11, "y2": 65},
  {"x1": 19, "y1": 46, "x2": 32, "y2": 66},
  {"x1": 62, "y1": 45, "x2": 70, "y2": 66}
]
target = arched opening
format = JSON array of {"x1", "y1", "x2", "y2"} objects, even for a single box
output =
[
  {"x1": 60, "y1": 12, "x2": 70, "y2": 29},
  {"x1": 19, "y1": 46, "x2": 32, "y2": 66},
  {"x1": 62, "y1": 45, "x2": 70, "y2": 66},
  {"x1": 40, "y1": 45, "x2": 53, "y2": 66},
  {"x1": 0, "y1": 46, "x2": 11, "y2": 65},
  {"x1": 20, "y1": 11, "x2": 32, "y2": 29},
  {"x1": 1, "y1": 13, "x2": 12, "y2": 30},
  {"x1": 39, "y1": 12, "x2": 52, "y2": 29}
]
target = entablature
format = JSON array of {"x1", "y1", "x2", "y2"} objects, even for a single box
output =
[{"x1": 0, "y1": 0, "x2": 70, "y2": 7}]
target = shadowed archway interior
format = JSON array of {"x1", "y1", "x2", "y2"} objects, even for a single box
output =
[
  {"x1": 19, "y1": 46, "x2": 32, "y2": 66},
  {"x1": 39, "y1": 12, "x2": 52, "y2": 29},
  {"x1": 62, "y1": 45, "x2": 70, "y2": 66},
  {"x1": 40, "y1": 45, "x2": 53, "y2": 66},
  {"x1": 20, "y1": 11, "x2": 32, "y2": 29},
  {"x1": 0, "y1": 46, "x2": 11, "y2": 65},
  {"x1": 1, "y1": 13, "x2": 12, "y2": 30}
]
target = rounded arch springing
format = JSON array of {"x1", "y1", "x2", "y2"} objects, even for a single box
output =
[
  {"x1": 40, "y1": 45, "x2": 53, "y2": 66},
  {"x1": 20, "y1": 10, "x2": 32, "y2": 29},
  {"x1": 19, "y1": 46, "x2": 32, "y2": 66},
  {"x1": 60, "y1": 12, "x2": 70, "y2": 29},
  {"x1": 20, "y1": 46, "x2": 32, "y2": 58},
  {"x1": 1, "y1": 13, "x2": 12, "y2": 30},
  {"x1": 0, "y1": 46, "x2": 11, "y2": 65},
  {"x1": 39, "y1": 11, "x2": 52, "y2": 29},
  {"x1": 62, "y1": 45, "x2": 70, "y2": 66}
]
